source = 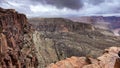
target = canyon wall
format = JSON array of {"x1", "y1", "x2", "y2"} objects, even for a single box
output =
[
  {"x1": 0, "y1": 7, "x2": 38, "y2": 68},
  {"x1": 69, "y1": 16, "x2": 120, "y2": 36},
  {"x1": 29, "y1": 18, "x2": 95, "y2": 32}
]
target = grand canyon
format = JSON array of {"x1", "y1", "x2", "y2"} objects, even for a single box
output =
[{"x1": 1, "y1": 0, "x2": 120, "y2": 68}]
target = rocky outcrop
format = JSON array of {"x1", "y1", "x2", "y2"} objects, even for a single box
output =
[
  {"x1": 0, "y1": 7, "x2": 38, "y2": 68},
  {"x1": 47, "y1": 47, "x2": 120, "y2": 68}
]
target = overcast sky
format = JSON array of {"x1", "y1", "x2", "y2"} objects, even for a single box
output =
[{"x1": 0, "y1": 0, "x2": 120, "y2": 17}]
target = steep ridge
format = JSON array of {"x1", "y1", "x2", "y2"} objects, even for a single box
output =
[
  {"x1": 0, "y1": 7, "x2": 38, "y2": 68},
  {"x1": 29, "y1": 18, "x2": 120, "y2": 67}
]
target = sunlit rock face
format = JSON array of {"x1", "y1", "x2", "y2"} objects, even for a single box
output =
[
  {"x1": 0, "y1": 7, "x2": 38, "y2": 68},
  {"x1": 47, "y1": 47, "x2": 120, "y2": 68}
]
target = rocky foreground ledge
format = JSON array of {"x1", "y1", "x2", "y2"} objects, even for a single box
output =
[
  {"x1": 0, "y1": 7, "x2": 38, "y2": 68},
  {"x1": 47, "y1": 47, "x2": 120, "y2": 68}
]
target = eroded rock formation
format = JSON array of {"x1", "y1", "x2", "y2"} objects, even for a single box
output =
[
  {"x1": 47, "y1": 47, "x2": 120, "y2": 68},
  {"x1": 0, "y1": 7, "x2": 38, "y2": 68}
]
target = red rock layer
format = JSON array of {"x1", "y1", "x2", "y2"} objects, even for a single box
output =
[
  {"x1": 47, "y1": 47, "x2": 120, "y2": 68},
  {"x1": 0, "y1": 7, "x2": 38, "y2": 68}
]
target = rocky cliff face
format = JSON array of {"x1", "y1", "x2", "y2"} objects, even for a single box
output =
[
  {"x1": 47, "y1": 47, "x2": 120, "y2": 68},
  {"x1": 0, "y1": 7, "x2": 38, "y2": 68}
]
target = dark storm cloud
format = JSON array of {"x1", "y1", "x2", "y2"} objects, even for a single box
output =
[
  {"x1": 0, "y1": 0, "x2": 120, "y2": 17},
  {"x1": 87, "y1": 0, "x2": 105, "y2": 5},
  {"x1": 33, "y1": 0, "x2": 83, "y2": 10}
]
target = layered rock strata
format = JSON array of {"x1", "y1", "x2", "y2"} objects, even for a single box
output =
[{"x1": 0, "y1": 7, "x2": 38, "y2": 68}]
